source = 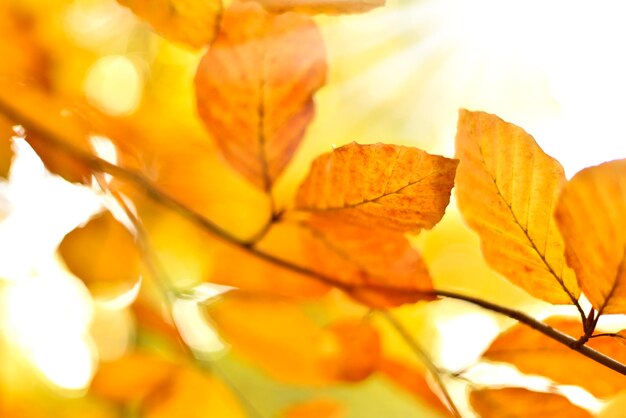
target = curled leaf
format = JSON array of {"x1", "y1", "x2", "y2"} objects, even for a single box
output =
[
  {"x1": 484, "y1": 317, "x2": 626, "y2": 398},
  {"x1": 470, "y1": 388, "x2": 592, "y2": 418},
  {"x1": 296, "y1": 142, "x2": 458, "y2": 233},
  {"x1": 195, "y1": 1, "x2": 327, "y2": 190},
  {"x1": 455, "y1": 110, "x2": 579, "y2": 304},
  {"x1": 555, "y1": 159, "x2": 626, "y2": 314}
]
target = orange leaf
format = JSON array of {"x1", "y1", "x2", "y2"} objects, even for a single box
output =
[
  {"x1": 555, "y1": 159, "x2": 626, "y2": 314},
  {"x1": 143, "y1": 367, "x2": 247, "y2": 418},
  {"x1": 484, "y1": 317, "x2": 626, "y2": 397},
  {"x1": 295, "y1": 142, "x2": 458, "y2": 233},
  {"x1": 470, "y1": 388, "x2": 592, "y2": 418},
  {"x1": 116, "y1": 0, "x2": 221, "y2": 48},
  {"x1": 208, "y1": 294, "x2": 380, "y2": 384},
  {"x1": 195, "y1": 1, "x2": 327, "y2": 190},
  {"x1": 455, "y1": 110, "x2": 579, "y2": 304},
  {"x1": 378, "y1": 358, "x2": 451, "y2": 416},
  {"x1": 283, "y1": 399, "x2": 345, "y2": 418},
  {"x1": 244, "y1": 0, "x2": 385, "y2": 15},
  {"x1": 0, "y1": 115, "x2": 13, "y2": 178},
  {"x1": 269, "y1": 215, "x2": 434, "y2": 306},
  {"x1": 90, "y1": 352, "x2": 175, "y2": 402},
  {"x1": 59, "y1": 211, "x2": 142, "y2": 297}
]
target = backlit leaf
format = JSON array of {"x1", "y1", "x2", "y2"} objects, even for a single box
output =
[
  {"x1": 283, "y1": 399, "x2": 345, "y2": 418},
  {"x1": 296, "y1": 142, "x2": 458, "y2": 233},
  {"x1": 59, "y1": 211, "x2": 142, "y2": 297},
  {"x1": 484, "y1": 317, "x2": 626, "y2": 397},
  {"x1": 378, "y1": 358, "x2": 451, "y2": 416},
  {"x1": 0, "y1": 115, "x2": 13, "y2": 178},
  {"x1": 245, "y1": 0, "x2": 385, "y2": 15},
  {"x1": 470, "y1": 388, "x2": 592, "y2": 418},
  {"x1": 555, "y1": 159, "x2": 626, "y2": 314},
  {"x1": 269, "y1": 215, "x2": 434, "y2": 306},
  {"x1": 90, "y1": 352, "x2": 175, "y2": 402},
  {"x1": 208, "y1": 294, "x2": 381, "y2": 384},
  {"x1": 116, "y1": 0, "x2": 221, "y2": 48},
  {"x1": 195, "y1": 1, "x2": 327, "y2": 190},
  {"x1": 455, "y1": 109, "x2": 579, "y2": 304},
  {"x1": 143, "y1": 367, "x2": 247, "y2": 418}
]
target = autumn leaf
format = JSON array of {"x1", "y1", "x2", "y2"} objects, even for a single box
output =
[
  {"x1": 267, "y1": 215, "x2": 434, "y2": 306},
  {"x1": 142, "y1": 367, "x2": 247, "y2": 418},
  {"x1": 90, "y1": 352, "x2": 175, "y2": 402},
  {"x1": 378, "y1": 357, "x2": 451, "y2": 416},
  {"x1": 296, "y1": 142, "x2": 458, "y2": 233},
  {"x1": 484, "y1": 317, "x2": 626, "y2": 398},
  {"x1": 59, "y1": 211, "x2": 142, "y2": 297},
  {"x1": 208, "y1": 294, "x2": 381, "y2": 384},
  {"x1": 244, "y1": 0, "x2": 385, "y2": 15},
  {"x1": 0, "y1": 115, "x2": 13, "y2": 178},
  {"x1": 470, "y1": 388, "x2": 592, "y2": 418},
  {"x1": 195, "y1": 1, "x2": 327, "y2": 190},
  {"x1": 283, "y1": 399, "x2": 345, "y2": 418},
  {"x1": 116, "y1": 0, "x2": 221, "y2": 48},
  {"x1": 455, "y1": 109, "x2": 579, "y2": 304},
  {"x1": 555, "y1": 159, "x2": 626, "y2": 314}
]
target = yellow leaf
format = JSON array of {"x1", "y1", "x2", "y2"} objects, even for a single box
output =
[
  {"x1": 470, "y1": 388, "x2": 592, "y2": 418},
  {"x1": 116, "y1": 0, "x2": 221, "y2": 48},
  {"x1": 296, "y1": 142, "x2": 458, "y2": 233},
  {"x1": 143, "y1": 368, "x2": 247, "y2": 418},
  {"x1": 484, "y1": 317, "x2": 626, "y2": 398},
  {"x1": 455, "y1": 109, "x2": 579, "y2": 304},
  {"x1": 195, "y1": 1, "x2": 327, "y2": 190},
  {"x1": 208, "y1": 294, "x2": 380, "y2": 384},
  {"x1": 555, "y1": 159, "x2": 626, "y2": 314},
  {"x1": 282, "y1": 399, "x2": 345, "y2": 418},
  {"x1": 0, "y1": 115, "x2": 13, "y2": 179},
  {"x1": 378, "y1": 358, "x2": 451, "y2": 416},
  {"x1": 243, "y1": 0, "x2": 385, "y2": 15},
  {"x1": 59, "y1": 211, "x2": 142, "y2": 297},
  {"x1": 90, "y1": 352, "x2": 175, "y2": 402}
]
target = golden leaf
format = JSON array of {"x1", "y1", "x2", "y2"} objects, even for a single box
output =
[
  {"x1": 116, "y1": 0, "x2": 221, "y2": 48},
  {"x1": 243, "y1": 0, "x2": 384, "y2": 15},
  {"x1": 283, "y1": 399, "x2": 345, "y2": 418},
  {"x1": 59, "y1": 211, "x2": 142, "y2": 297},
  {"x1": 379, "y1": 357, "x2": 451, "y2": 416},
  {"x1": 296, "y1": 142, "x2": 458, "y2": 233},
  {"x1": 195, "y1": 1, "x2": 327, "y2": 190},
  {"x1": 455, "y1": 109, "x2": 579, "y2": 304},
  {"x1": 484, "y1": 317, "x2": 626, "y2": 398},
  {"x1": 208, "y1": 294, "x2": 381, "y2": 384},
  {"x1": 90, "y1": 352, "x2": 175, "y2": 402},
  {"x1": 143, "y1": 368, "x2": 247, "y2": 418},
  {"x1": 555, "y1": 159, "x2": 626, "y2": 314},
  {"x1": 470, "y1": 388, "x2": 592, "y2": 418}
]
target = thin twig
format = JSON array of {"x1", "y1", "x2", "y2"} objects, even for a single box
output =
[
  {"x1": 379, "y1": 310, "x2": 462, "y2": 418},
  {"x1": 3, "y1": 96, "x2": 626, "y2": 378}
]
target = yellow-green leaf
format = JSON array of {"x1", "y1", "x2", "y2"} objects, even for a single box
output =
[
  {"x1": 555, "y1": 159, "x2": 626, "y2": 314},
  {"x1": 455, "y1": 109, "x2": 579, "y2": 304}
]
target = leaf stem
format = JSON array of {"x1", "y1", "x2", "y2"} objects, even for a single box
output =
[
  {"x1": 378, "y1": 310, "x2": 462, "y2": 418},
  {"x1": 4, "y1": 97, "x2": 626, "y2": 379}
]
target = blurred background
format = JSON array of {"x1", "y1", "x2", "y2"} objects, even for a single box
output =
[{"x1": 1, "y1": 0, "x2": 626, "y2": 416}]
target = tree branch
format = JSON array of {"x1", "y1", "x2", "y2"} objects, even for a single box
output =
[
  {"x1": 3, "y1": 97, "x2": 626, "y2": 379},
  {"x1": 379, "y1": 310, "x2": 462, "y2": 418}
]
